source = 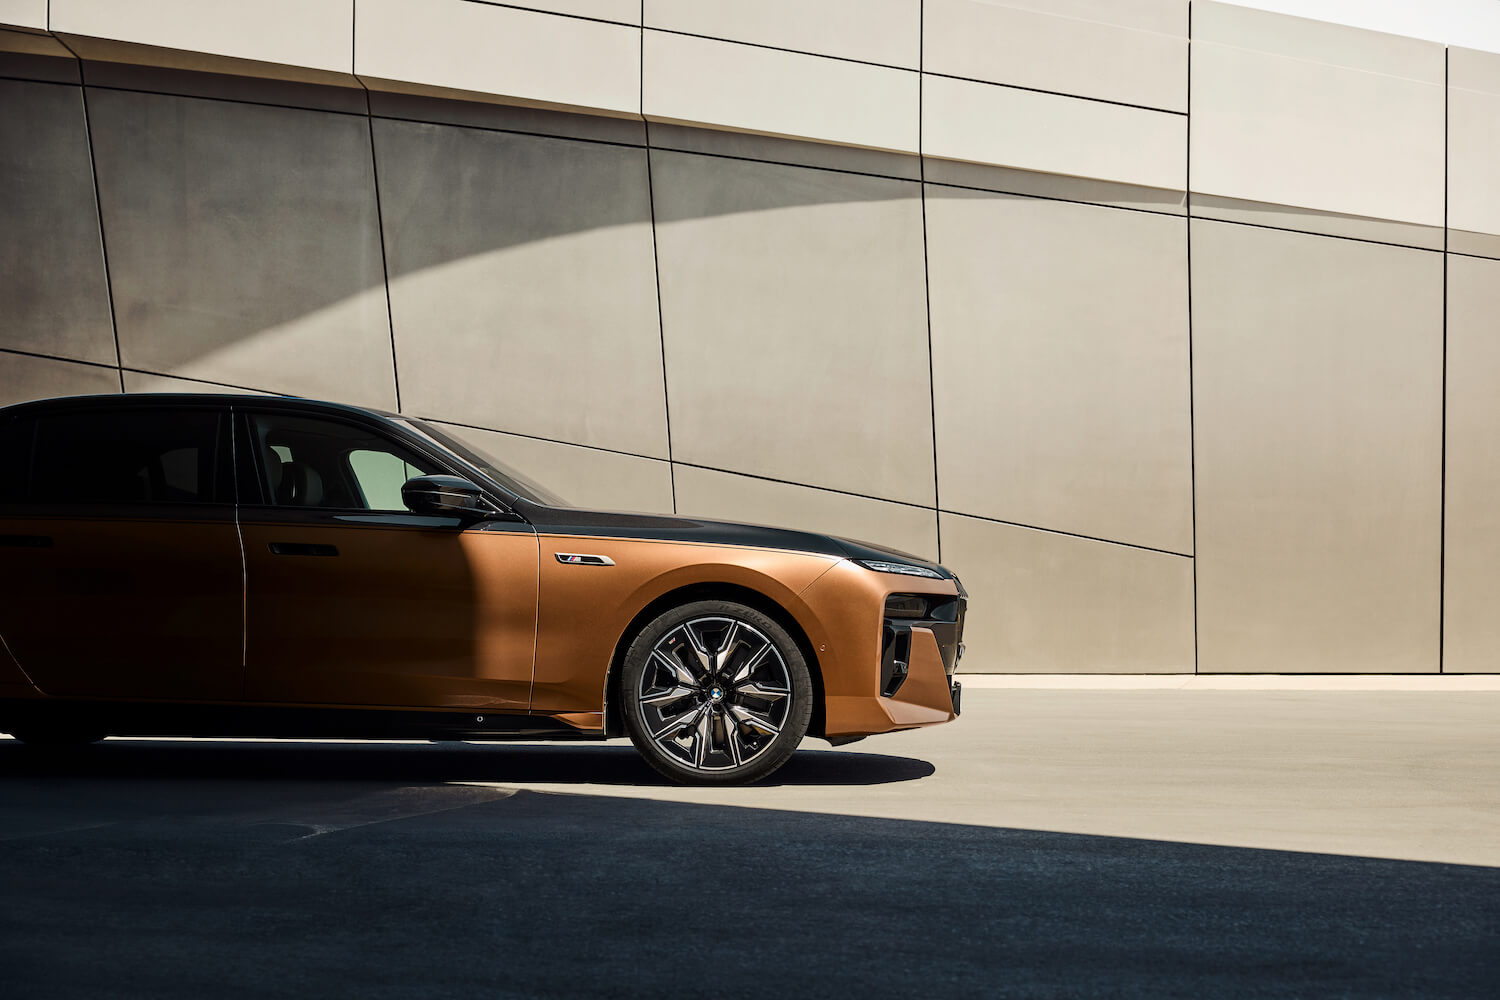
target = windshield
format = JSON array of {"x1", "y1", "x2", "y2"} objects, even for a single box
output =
[{"x1": 398, "y1": 418, "x2": 570, "y2": 508}]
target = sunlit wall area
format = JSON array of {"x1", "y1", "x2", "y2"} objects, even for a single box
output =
[{"x1": 1, "y1": 1, "x2": 1494, "y2": 674}]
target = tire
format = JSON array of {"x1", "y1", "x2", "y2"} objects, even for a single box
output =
[{"x1": 621, "y1": 600, "x2": 813, "y2": 785}]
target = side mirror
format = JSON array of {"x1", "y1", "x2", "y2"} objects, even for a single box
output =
[{"x1": 401, "y1": 475, "x2": 496, "y2": 521}]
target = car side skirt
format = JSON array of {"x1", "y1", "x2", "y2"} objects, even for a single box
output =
[{"x1": 0, "y1": 699, "x2": 611, "y2": 743}]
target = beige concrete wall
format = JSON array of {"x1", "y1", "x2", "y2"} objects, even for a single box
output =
[
  {"x1": 1443, "y1": 255, "x2": 1500, "y2": 673},
  {"x1": 355, "y1": 0, "x2": 639, "y2": 118},
  {"x1": 922, "y1": 73, "x2": 1185, "y2": 191},
  {"x1": 0, "y1": 2, "x2": 1486, "y2": 674},
  {"x1": 86, "y1": 89, "x2": 397, "y2": 409},
  {"x1": 1448, "y1": 47, "x2": 1500, "y2": 259},
  {"x1": 646, "y1": 0, "x2": 919, "y2": 69},
  {"x1": 0, "y1": 1, "x2": 46, "y2": 32},
  {"x1": 51, "y1": 0, "x2": 354, "y2": 75},
  {"x1": 925, "y1": 187, "x2": 1192, "y2": 556},
  {"x1": 1191, "y1": 2, "x2": 1445, "y2": 235},
  {"x1": 372, "y1": 118, "x2": 666, "y2": 457},
  {"x1": 923, "y1": 0, "x2": 1187, "y2": 112},
  {"x1": 1191, "y1": 221, "x2": 1442, "y2": 674},
  {"x1": 0, "y1": 79, "x2": 114, "y2": 366},
  {"x1": 651, "y1": 152, "x2": 932, "y2": 506},
  {"x1": 643, "y1": 29, "x2": 919, "y2": 152}
]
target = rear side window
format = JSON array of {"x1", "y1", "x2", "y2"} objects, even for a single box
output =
[
  {"x1": 0, "y1": 416, "x2": 27, "y2": 504},
  {"x1": 25, "y1": 408, "x2": 225, "y2": 505}
]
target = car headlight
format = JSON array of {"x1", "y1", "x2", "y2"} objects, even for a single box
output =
[{"x1": 854, "y1": 558, "x2": 944, "y2": 580}]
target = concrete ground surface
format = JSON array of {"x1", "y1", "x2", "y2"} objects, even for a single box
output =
[{"x1": 1, "y1": 690, "x2": 1496, "y2": 998}]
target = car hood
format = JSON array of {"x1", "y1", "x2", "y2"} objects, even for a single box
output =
[{"x1": 524, "y1": 506, "x2": 954, "y2": 579}]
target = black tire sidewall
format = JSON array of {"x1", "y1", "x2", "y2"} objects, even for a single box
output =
[{"x1": 621, "y1": 600, "x2": 813, "y2": 785}]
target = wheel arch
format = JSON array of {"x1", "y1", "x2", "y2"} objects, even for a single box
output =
[{"x1": 603, "y1": 581, "x2": 826, "y2": 740}]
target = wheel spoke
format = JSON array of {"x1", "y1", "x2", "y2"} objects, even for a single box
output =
[
  {"x1": 652, "y1": 649, "x2": 700, "y2": 690},
  {"x1": 714, "y1": 621, "x2": 741, "y2": 675},
  {"x1": 728, "y1": 701, "x2": 780, "y2": 737},
  {"x1": 722, "y1": 708, "x2": 743, "y2": 765},
  {"x1": 641, "y1": 683, "x2": 697, "y2": 706},
  {"x1": 692, "y1": 708, "x2": 714, "y2": 767},
  {"x1": 734, "y1": 680, "x2": 788, "y2": 702},
  {"x1": 681, "y1": 624, "x2": 715, "y2": 678},
  {"x1": 651, "y1": 703, "x2": 705, "y2": 741},
  {"x1": 730, "y1": 643, "x2": 772, "y2": 685}
]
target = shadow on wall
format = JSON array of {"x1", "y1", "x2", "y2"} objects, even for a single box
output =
[
  {"x1": 3, "y1": 73, "x2": 919, "y2": 422},
  {"x1": 0, "y1": 739, "x2": 1495, "y2": 998}
]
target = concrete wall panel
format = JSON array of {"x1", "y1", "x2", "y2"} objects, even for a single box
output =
[
  {"x1": 926, "y1": 187, "x2": 1192, "y2": 554},
  {"x1": 644, "y1": 30, "x2": 919, "y2": 152},
  {"x1": 1443, "y1": 254, "x2": 1500, "y2": 673},
  {"x1": 1192, "y1": 220, "x2": 1442, "y2": 673},
  {"x1": 646, "y1": 0, "x2": 919, "y2": 69},
  {"x1": 1190, "y1": 1, "x2": 1444, "y2": 226},
  {"x1": 673, "y1": 465, "x2": 939, "y2": 562},
  {"x1": 0, "y1": 80, "x2": 115, "y2": 366},
  {"x1": 515, "y1": 2, "x2": 640, "y2": 25},
  {"x1": 652, "y1": 151, "x2": 933, "y2": 506},
  {"x1": 87, "y1": 89, "x2": 396, "y2": 408},
  {"x1": 1448, "y1": 47, "x2": 1500, "y2": 259},
  {"x1": 51, "y1": 0, "x2": 354, "y2": 75},
  {"x1": 0, "y1": 352, "x2": 118, "y2": 408},
  {"x1": 122, "y1": 371, "x2": 271, "y2": 395},
  {"x1": 0, "y1": 28, "x2": 79, "y2": 85},
  {"x1": 374, "y1": 118, "x2": 667, "y2": 458},
  {"x1": 941, "y1": 513, "x2": 1195, "y2": 673},
  {"x1": 437, "y1": 422, "x2": 674, "y2": 515},
  {"x1": 924, "y1": 0, "x2": 1187, "y2": 112},
  {"x1": 356, "y1": 0, "x2": 639, "y2": 117},
  {"x1": 923, "y1": 73, "x2": 1185, "y2": 191},
  {"x1": 0, "y1": 1, "x2": 45, "y2": 32}
]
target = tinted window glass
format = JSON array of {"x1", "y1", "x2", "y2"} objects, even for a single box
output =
[
  {"x1": 29, "y1": 409, "x2": 223, "y2": 505},
  {"x1": 250, "y1": 413, "x2": 440, "y2": 511},
  {"x1": 0, "y1": 416, "x2": 29, "y2": 504}
]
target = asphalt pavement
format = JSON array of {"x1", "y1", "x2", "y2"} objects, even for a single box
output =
[{"x1": 2, "y1": 689, "x2": 1496, "y2": 998}]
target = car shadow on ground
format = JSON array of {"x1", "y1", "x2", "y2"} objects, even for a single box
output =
[
  {"x1": 0, "y1": 737, "x2": 935, "y2": 787},
  {"x1": 0, "y1": 772, "x2": 1496, "y2": 999}
]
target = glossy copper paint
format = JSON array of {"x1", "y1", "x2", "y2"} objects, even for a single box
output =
[
  {"x1": 797, "y1": 559, "x2": 960, "y2": 737},
  {"x1": 1, "y1": 519, "x2": 959, "y2": 738},
  {"x1": 240, "y1": 518, "x2": 538, "y2": 710},
  {"x1": 529, "y1": 537, "x2": 958, "y2": 738},
  {"x1": 530, "y1": 535, "x2": 840, "y2": 716},
  {"x1": 0, "y1": 512, "x2": 243, "y2": 700},
  {"x1": 0, "y1": 394, "x2": 964, "y2": 748}
]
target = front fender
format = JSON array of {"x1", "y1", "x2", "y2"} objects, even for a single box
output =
[{"x1": 528, "y1": 534, "x2": 839, "y2": 716}]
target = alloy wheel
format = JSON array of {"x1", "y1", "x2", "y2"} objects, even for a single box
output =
[{"x1": 635, "y1": 616, "x2": 793, "y2": 772}]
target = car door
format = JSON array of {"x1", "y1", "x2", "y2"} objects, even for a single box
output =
[
  {"x1": 236, "y1": 407, "x2": 539, "y2": 711},
  {"x1": 0, "y1": 401, "x2": 243, "y2": 700}
]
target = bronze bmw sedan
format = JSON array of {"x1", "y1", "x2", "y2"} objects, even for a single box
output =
[{"x1": 0, "y1": 394, "x2": 964, "y2": 784}]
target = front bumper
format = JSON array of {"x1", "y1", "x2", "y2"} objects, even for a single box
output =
[{"x1": 798, "y1": 560, "x2": 966, "y2": 740}]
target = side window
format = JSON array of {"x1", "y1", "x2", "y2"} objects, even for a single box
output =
[
  {"x1": 347, "y1": 449, "x2": 426, "y2": 511},
  {"x1": 27, "y1": 408, "x2": 224, "y2": 505},
  {"x1": 249, "y1": 413, "x2": 440, "y2": 512},
  {"x1": 0, "y1": 416, "x2": 30, "y2": 504}
]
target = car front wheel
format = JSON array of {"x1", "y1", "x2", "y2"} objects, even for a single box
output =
[{"x1": 621, "y1": 600, "x2": 813, "y2": 785}]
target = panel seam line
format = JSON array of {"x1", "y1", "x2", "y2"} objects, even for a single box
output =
[{"x1": 51, "y1": 37, "x2": 124, "y2": 392}]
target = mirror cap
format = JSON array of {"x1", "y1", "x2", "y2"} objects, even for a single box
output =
[{"x1": 401, "y1": 474, "x2": 494, "y2": 520}]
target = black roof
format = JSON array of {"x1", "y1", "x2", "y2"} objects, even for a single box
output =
[{"x1": 0, "y1": 393, "x2": 401, "y2": 421}]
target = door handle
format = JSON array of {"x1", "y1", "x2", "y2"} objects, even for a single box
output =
[
  {"x1": 268, "y1": 542, "x2": 339, "y2": 557},
  {"x1": 0, "y1": 534, "x2": 52, "y2": 548}
]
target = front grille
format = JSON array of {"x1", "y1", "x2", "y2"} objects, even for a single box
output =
[{"x1": 880, "y1": 593, "x2": 967, "y2": 697}]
